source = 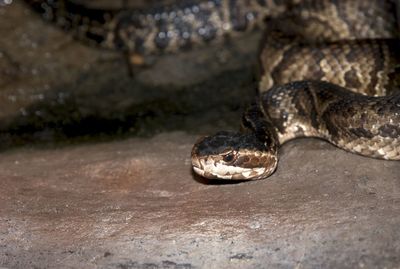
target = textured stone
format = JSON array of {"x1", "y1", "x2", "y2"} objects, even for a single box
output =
[
  {"x1": 0, "y1": 1, "x2": 399, "y2": 268},
  {"x1": 0, "y1": 133, "x2": 399, "y2": 268}
]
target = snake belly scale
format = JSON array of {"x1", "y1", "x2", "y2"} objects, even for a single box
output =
[{"x1": 25, "y1": 0, "x2": 400, "y2": 180}]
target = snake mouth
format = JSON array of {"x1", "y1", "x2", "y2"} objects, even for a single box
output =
[
  {"x1": 191, "y1": 157, "x2": 269, "y2": 180},
  {"x1": 191, "y1": 157, "x2": 202, "y2": 170},
  {"x1": 191, "y1": 159, "x2": 204, "y2": 176},
  {"x1": 191, "y1": 158, "x2": 211, "y2": 178}
]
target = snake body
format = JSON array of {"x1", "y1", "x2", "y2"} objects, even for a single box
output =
[
  {"x1": 190, "y1": 0, "x2": 400, "y2": 180},
  {"x1": 24, "y1": 0, "x2": 284, "y2": 55},
  {"x1": 26, "y1": 0, "x2": 400, "y2": 180},
  {"x1": 192, "y1": 81, "x2": 400, "y2": 179}
]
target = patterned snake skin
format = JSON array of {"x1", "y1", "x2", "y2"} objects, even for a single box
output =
[
  {"x1": 25, "y1": 0, "x2": 400, "y2": 180},
  {"x1": 24, "y1": 0, "x2": 284, "y2": 56}
]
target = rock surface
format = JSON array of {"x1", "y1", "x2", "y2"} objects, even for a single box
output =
[
  {"x1": 0, "y1": 1, "x2": 399, "y2": 269},
  {"x1": 0, "y1": 1, "x2": 257, "y2": 146},
  {"x1": 0, "y1": 132, "x2": 400, "y2": 268}
]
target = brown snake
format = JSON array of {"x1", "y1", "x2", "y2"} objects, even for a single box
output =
[
  {"x1": 25, "y1": 0, "x2": 400, "y2": 180},
  {"x1": 190, "y1": 0, "x2": 400, "y2": 180}
]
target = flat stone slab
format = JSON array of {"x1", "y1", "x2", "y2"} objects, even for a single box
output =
[
  {"x1": 1, "y1": 2, "x2": 400, "y2": 268},
  {"x1": 1, "y1": 132, "x2": 399, "y2": 268}
]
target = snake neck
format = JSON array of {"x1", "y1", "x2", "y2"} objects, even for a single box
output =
[
  {"x1": 260, "y1": 81, "x2": 326, "y2": 145},
  {"x1": 242, "y1": 81, "x2": 350, "y2": 151},
  {"x1": 242, "y1": 101, "x2": 280, "y2": 153},
  {"x1": 24, "y1": 0, "x2": 288, "y2": 55}
]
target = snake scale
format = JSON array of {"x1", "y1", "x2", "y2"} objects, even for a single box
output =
[{"x1": 26, "y1": 0, "x2": 400, "y2": 180}]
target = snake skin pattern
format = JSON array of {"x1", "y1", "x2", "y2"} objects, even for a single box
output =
[
  {"x1": 25, "y1": 0, "x2": 400, "y2": 180},
  {"x1": 24, "y1": 0, "x2": 288, "y2": 54},
  {"x1": 190, "y1": 0, "x2": 400, "y2": 179},
  {"x1": 259, "y1": 38, "x2": 400, "y2": 96}
]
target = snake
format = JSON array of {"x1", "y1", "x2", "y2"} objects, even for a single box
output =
[
  {"x1": 24, "y1": 0, "x2": 279, "y2": 64},
  {"x1": 25, "y1": 0, "x2": 400, "y2": 180}
]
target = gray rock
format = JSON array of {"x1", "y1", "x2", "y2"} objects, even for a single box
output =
[{"x1": 0, "y1": 133, "x2": 399, "y2": 268}]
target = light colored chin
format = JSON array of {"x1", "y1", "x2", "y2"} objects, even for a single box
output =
[
  {"x1": 193, "y1": 160, "x2": 268, "y2": 180},
  {"x1": 192, "y1": 166, "x2": 206, "y2": 177}
]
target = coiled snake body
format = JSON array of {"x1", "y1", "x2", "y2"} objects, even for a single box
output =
[{"x1": 26, "y1": 0, "x2": 400, "y2": 180}]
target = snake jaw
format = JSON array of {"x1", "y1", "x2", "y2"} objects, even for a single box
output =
[
  {"x1": 191, "y1": 156, "x2": 277, "y2": 180},
  {"x1": 191, "y1": 157, "x2": 267, "y2": 180}
]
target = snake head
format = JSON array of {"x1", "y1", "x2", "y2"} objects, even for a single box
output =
[{"x1": 191, "y1": 131, "x2": 278, "y2": 180}]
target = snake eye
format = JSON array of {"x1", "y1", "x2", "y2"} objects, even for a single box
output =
[{"x1": 222, "y1": 151, "x2": 235, "y2": 162}]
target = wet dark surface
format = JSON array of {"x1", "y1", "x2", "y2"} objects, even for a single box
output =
[{"x1": 0, "y1": 1, "x2": 399, "y2": 268}]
